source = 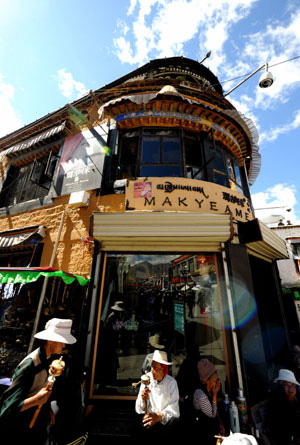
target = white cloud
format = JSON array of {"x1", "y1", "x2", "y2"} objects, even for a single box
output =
[
  {"x1": 0, "y1": 74, "x2": 22, "y2": 138},
  {"x1": 112, "y1": 0, "x2": 300, "y2": 155},
  {"x1": 56, "y1": 69, "x2": 88, "y2": 99},
  {"x1": 252, "y1": 184, "x2": 299, "y2": 225},
  {"x1": 116, "y1": 18, "x2": 130, "y2": 36},
  {"x1": 128, "y1": 0, "x2": 139, "y2": 15},
  {"x1": 114, "y1": 0, "x2": 257, "y2": 67},
  {"x1": 259, "y1": 109, "x2": 300, "y2": 143},
  {"x1": 243, "y1": 10, "x2": 300, "y2": 108}
]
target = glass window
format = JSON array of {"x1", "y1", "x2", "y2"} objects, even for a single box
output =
[
  {"x1": 142, "y1": 137, "x2": 160, "y2": 163},
  {"x1": 213, "y1": 171, "x2": 228, "y2": 188},
  {"x1": 115, "y1": 128, "x2": 247, "y2": 197},
  {"x1": 234, "y1": 162, "x2": 242, "y2": 187},
  {"x1": 1, "y1": 156, "x2": 52, "y2": 208},
  {"x1": 162, "y1": 138, "x2": 181, "y2": 163},
  {"x1": 226, "y1": 156, "x2": 243, "y2": 192},
  {"x1": 211, "y1": 149, "x2": 226, "y2": 173},
  {"x1": 120, "y1": 136, "x2": 138, "y2": 179},
  {"x1": 185, "y1": 138, "x2": 202, "y2": 167},
  {"x1": 92, "y1": 253, "x2": 227, "y2": 399},
  {"x1": 226, "y1": 156, "x2": 236, "y2": 182},
  {"x1": 121, "y1": 137, "x2": 138, "y2": 165},
  {"x1": 140, "y1": 165, "x2": 182, "y2": 177},
  {"x1": 292, "y1": 243, "x2": 300, "y2": 258},
  {"x1": 187, "y1": 167, "x2": 204, "y2": 180}
]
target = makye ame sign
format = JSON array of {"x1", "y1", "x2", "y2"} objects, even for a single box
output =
[{"x1": 125, "y1": 177, "x2": 254, "y2": 223}]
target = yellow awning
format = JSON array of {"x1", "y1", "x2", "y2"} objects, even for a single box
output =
[
  {"x1": 238, "y1": 218, "x2": 289, "y2": 261},
  {"x1": 92, "y1": 212, "x2": 233, "y2": 252}
]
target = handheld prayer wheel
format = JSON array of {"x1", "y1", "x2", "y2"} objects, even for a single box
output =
[
  {"x1": 132, "y1": 374, "x2": 151, "y2": 414},
  {"x1": 29, "y1": 356, "x2": 65, "y2": 429},
  {"x1": 141, "y1": 374, "x2": 151, "y2": 414}
]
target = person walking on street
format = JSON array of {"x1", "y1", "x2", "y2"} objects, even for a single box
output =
[{"x1": 0, "y1": 318, "x2": 77, "y2": 444}]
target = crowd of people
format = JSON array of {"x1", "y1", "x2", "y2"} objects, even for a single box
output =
[{"x1": 1, "y1": 316, "x2": 300, "y2": 445}]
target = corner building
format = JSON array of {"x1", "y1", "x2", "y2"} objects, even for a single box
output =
[
  {"x1": 88, "y1": 57, "x2": 290, "y2": 428},
  {"x1": 0, "y1": 57, "x2": 290, "y2": 438}
]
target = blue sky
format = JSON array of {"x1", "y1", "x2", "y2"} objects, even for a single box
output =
[{"x1": 1, "y1": 0, "x2": 300, "y2": 224}]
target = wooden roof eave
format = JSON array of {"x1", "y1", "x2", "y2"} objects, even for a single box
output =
[{"x1": 104, "y1": 95, "x2": 251, "y2": 160}]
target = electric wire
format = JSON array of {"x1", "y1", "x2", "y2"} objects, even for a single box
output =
[{"x1": 220, "y1": 55, "x2": 300, "y2": 86}]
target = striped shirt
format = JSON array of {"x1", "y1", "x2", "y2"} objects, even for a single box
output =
[{"x1": 193, "y1": 388, "x2": 217, "y2": 418}]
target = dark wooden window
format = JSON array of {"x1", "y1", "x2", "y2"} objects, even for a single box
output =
[
  {"x1": 114, "y1": 127, "x2": 246, "y2": 196},
  {"x1": 0, "y1": 152, "x2": 58, "y2": 207},
  {"x1": 205, "y1": 140, "x2": 243, "y2": 193}
]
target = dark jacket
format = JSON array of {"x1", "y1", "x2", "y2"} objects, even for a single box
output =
[
  {"x1": 0, "y1": 347, "x2": 52, "y2": 444},
  {"x1": 264, "y1": 386, "x2": 300, "y2": 445}
]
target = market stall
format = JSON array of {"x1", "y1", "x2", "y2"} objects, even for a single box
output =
[{"x1": 0, "y1": 267, "x2": 89, "y2": 377}]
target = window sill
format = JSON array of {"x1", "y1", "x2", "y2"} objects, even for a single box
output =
[{"x1": 0, "y1": 195, "x2": 54, "y2": 216}]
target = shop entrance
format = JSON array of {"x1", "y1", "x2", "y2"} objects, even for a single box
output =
[{"x1": 90, "y1": 253, "x2": 228, "y2": 399}]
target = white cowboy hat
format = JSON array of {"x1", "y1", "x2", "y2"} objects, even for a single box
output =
[
  {"x1": 147, "y1": 349, "x2": 172, "y2": 365},
  {"x1": 111, "y1": 301, "x2": 124, "y2": 311},
  {"x1": 34, "y1": 318, "x2": 77, "y2": 344},
  {"x1": 221, "y1": 433, "x2": 258, "y2": 445},
  {"x1": 149, "y1": 334, "x2": 164, "y2": 350},
  {"x1": 274, "y1": 369, "x2": 300, "y2": 386}
]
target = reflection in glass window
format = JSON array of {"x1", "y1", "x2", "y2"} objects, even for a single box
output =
[
  {"x1": 186, "y1": 167, "x2": 204, "y2": 180},
  {"x1": 213, "y1": 171, "x2": 228, "y2": 188},
  {"x1": 226, "y1": 157, "x2": 235, "y2": 183},
  {"x1": 142, "y1": 137, "x2": 160, "y2": 163},
  {"x1": 185, "y1": 137, "x2": 201, "y2": 167},
  {"x1": 162, "y1": 138, "x2": 181, "y2": 163},
  {"x1": 92, "y1": 253, "x2": 227, "y2": 399},
  {"x1": 115, "y1": 128, "x2": 247, "y2": 197},
  {"x1": 140, "y1": 165, "x2": 182, "y2": 177},
  {"x1": 234, "y1": 162, "x2": 242, "y2": 187},
  {"x1": 210, "y1": 149, "x2": 225, "y2": 173},
  {"x1": 121, "y1": 137, "x2": 138, "y2": 165}
]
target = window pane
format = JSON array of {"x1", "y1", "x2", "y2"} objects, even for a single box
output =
[
  {"x1": 140, "y1": 165, "x2": 182, "y2": 177},
  {"x1": 93, "y1": 253, "x2": 227, "y2": 398},
  {"x1": 185, "y1": 138, "x2": 202, "y2": 167},
  {"x1": 120, "y1": 137, "x2": 138, "y2": 179},
  {"x1": 210, "y1": 150, "x2": 225, "y2": 173},
  {"x1": 121, "y1": 137, "x2": 138, "y2": 166},
  {"x1": 30, "y1": 159, "x2": 45, "y2": 184},
  {"x1": 17, "y1": 167, "x2": 36, "y2": 202},
  {"x1": 142, "y1": 137, "x2": 160, "y2": 163},
  {"x1": 234, "y1": 163, "x2": 242, "y2": 187},
  {"x1": 143, "y1": 130, "x2": 177, "y2": 137},
  {"x1": 187, "y1": 167, "x2": 204, "y2": 180},
  {"x1": 162, "y1": 137, "x2": 181, "y2": 163},
  {"x1": 228, "y1": 179, "x2": 236, "y2": 191},
  {"x1": 226, "y1": 156, "x2": 236, "y2": 181},
  {"x1": 213, "y1": 171, "x2": 228, "y2": 187}
]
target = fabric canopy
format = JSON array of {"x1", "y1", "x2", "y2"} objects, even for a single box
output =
[
  {"x1": 0, "y1": 122, "x2": 66, "y2": 160},
  {"x1": 0, "y1": 267, "x2": 89, "y2": 286},
  {"x1": 0, "y1": 226, "x2": 46, "y2": 249}
]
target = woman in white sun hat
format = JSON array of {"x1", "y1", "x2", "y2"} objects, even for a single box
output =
[
  {"x1": 135, "y1": 349, "x2": 179, "y2": 441},
  {"x1": 263, "y1": 369, "x2": 300, "y2": 444},
  {"x1": 0, "y1": 318, "x2": 76, "y2": 444}
]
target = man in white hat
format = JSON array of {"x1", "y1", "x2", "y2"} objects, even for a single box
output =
[
  {"x1": 0, "y1": 318, "x2": 76, "y2": 444},
  {"x1": 135, "y1": 349, "x2": 179, "y2": 437},
  {"x1": 142, "y1": 334, "x2": 165, "y2": 374}
]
